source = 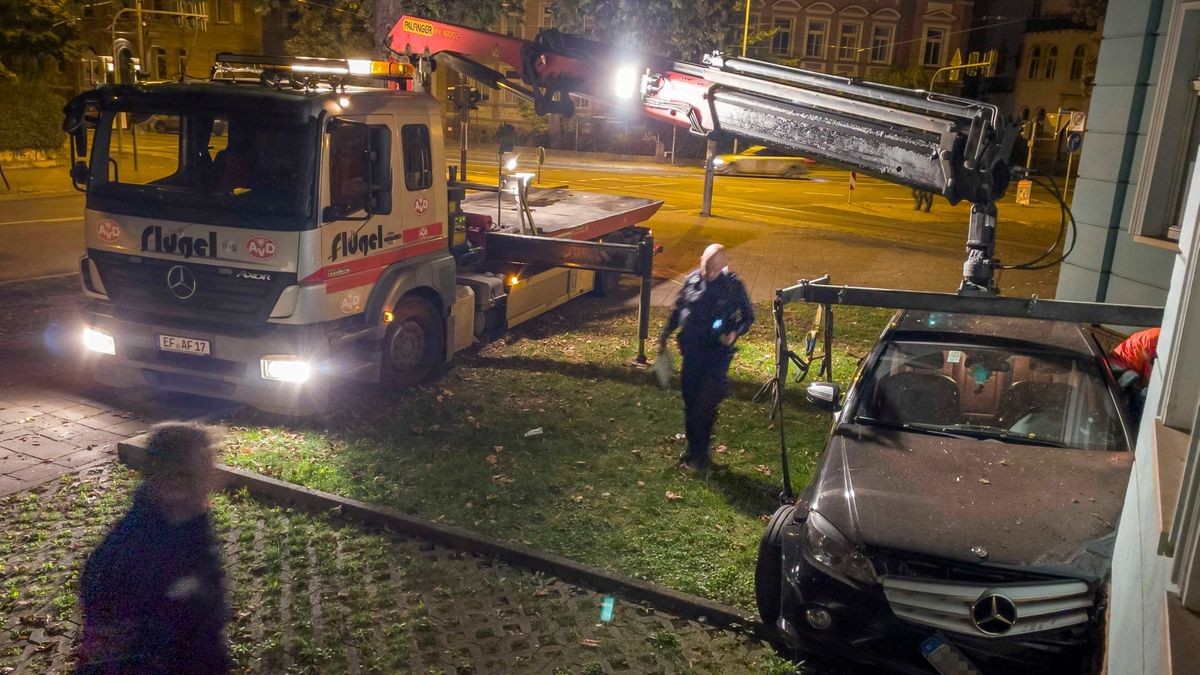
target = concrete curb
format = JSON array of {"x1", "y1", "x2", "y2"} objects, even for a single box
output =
[{"x1": 117, "y1": 432, "x2": 761, "y2": 636}]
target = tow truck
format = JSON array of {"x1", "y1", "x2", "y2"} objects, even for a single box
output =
[{"x1": 63, "y1": 54, "x2": 660, "y2": 415}]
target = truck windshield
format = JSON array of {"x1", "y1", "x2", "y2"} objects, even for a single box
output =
[{"x1": 88, "y1": 107, "x2": 316, "y2": 230}]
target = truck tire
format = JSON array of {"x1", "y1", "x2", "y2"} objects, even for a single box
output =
[
  {"x1": 756, "y1": 504, "x2": 795, "y2": 633},
  {"x1": 153, "y1": 120, "x2": 167, "y2": 133},
  {"x1": 382, "y1": 296, "x2": 444, "y2": 390}
]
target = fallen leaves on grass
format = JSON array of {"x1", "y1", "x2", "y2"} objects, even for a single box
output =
[
  {"x1": 665, "y1": 491, "x2": 683, "y2": 502},
  {"x1": 579, "y1": 638, "x2": 600, "y2": 648}
]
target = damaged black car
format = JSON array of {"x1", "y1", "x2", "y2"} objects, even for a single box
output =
[{"x1": 755, "y1": 311, "x2": 1133, "y2": 674}]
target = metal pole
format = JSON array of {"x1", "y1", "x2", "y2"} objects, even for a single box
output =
[
  {"x1": 1064, "y1": 151, "x2": 1075, "y2": 205},
  {"x1": 460, "y1": 115, "x2": 468, "y2": 181},
  {"x1": 701, "y1": 139, "x2": 716, "y2": 216},
  {"x1": 497, "y1": 151, "x2": 503, "y2": 229},
  {"x1": 670, "y1": 126, "x2": 677, "y2": 166},
  {"x1": 635, "y1": 234, "x2": 654, "y2": 365}
]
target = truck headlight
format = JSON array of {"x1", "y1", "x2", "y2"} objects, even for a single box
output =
[
  {"x1": 260, "y1": 357, "x2": 312, "y2": 383},
  {"x1": 83, "y1": 327, "x2": 116, "y2": 355},
  {"x1": 712, "y1": 158, "x2": 726, "y2": 166},
  {"x1": 802, "y1": 509, "x2": 877, "y2": 587}
]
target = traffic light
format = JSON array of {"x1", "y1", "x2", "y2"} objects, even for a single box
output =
[{"x1": 447, "y1": 84, "x2": 484, "y2": 112}]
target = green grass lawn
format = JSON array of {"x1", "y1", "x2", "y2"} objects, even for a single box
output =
[{"x1": 221, "y1": 297, "x2": 892, "y2": 610}]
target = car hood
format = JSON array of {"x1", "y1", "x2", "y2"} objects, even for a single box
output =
[{"x1": 809, "y1": 425, "x2": 1133, "y2": 580}]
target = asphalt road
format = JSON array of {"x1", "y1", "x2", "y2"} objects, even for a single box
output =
[
  {"x1": 0, "y1": 146, "x2": 1067, "y2": 299},
  {"x1": 0, "y1": 193, "x2": 85, "y2": 283}
]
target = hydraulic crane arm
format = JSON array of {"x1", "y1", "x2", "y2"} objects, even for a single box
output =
[{"x1": 387, "y1": 15, "x2": 1017, "y2": 208}]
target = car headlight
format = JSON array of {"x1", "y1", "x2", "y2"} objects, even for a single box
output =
[
  {"x1": 802, "y1": 509, "x2": 877, "y2": 587},
  {"x1": 712, "y1": 158, "x2": 726, "y2": 166}
]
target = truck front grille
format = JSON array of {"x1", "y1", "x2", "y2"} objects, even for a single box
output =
[
  {"x1": 90, "y1": 250, "x2": 295, "y2": 325},
  {"x1": 880, "y1": 575, "x2": 1093, "y2": 638}
]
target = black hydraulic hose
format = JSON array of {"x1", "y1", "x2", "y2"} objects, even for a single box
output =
[
  {"x1": 753, "y1": 297, "x2": 795, "y2": 502},
  {"x1": 1000, "y1": 171, "x2": 1078, "y2": 271}
]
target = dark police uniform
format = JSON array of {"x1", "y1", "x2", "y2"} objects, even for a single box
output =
[
  {"x1": 77, "y1": 485, "x2": 229, "y2": 675},
  {"x1": 660, "y1": 269, "x2": 754, "y2": 468}
]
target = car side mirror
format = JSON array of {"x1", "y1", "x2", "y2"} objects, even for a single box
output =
[{"x1": 806, "y1": 381, "x2": 841, "y2": 412}]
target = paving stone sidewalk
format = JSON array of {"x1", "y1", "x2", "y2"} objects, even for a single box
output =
[
  {"x1": 0, "y1": 464, "x2": 795, "y2": 674},
  {"x1": 0, "y1": 275, "x2": 221, "y2": 497}
]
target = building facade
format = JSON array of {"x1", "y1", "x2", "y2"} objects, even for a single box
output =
[
  {"x1": 735, "y1": 1, "x2": 974, "y2": 81},
  {"x1": 1056, "y1": 1, "x2": 1200, "y2": 672},
  {"x1": 74, "y1": 1, "x2": 263, "y2": 89}
]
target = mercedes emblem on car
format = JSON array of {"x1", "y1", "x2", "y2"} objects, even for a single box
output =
[{"x1": 971, "y1": 593, "x2": 1018, "y2": 635}]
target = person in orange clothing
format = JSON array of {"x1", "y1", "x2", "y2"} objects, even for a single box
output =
[{"x1": 1108, "y1": 327, "x2": 1160, "y2": 420}]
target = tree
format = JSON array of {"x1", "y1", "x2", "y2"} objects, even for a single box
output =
[
  {"x1": 551, "y1": 0, "x2": 739, "y2": 61},
  {"x1": 0, "y1": 0, "x2": 80, "y2": 80},
  {"x1": 864, "y1": 65, "x2": 928, "y2": 90}
]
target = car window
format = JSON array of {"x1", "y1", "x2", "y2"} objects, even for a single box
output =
[{"x1": 854, "y1": 341, "x2": 1126, "y2": 451}]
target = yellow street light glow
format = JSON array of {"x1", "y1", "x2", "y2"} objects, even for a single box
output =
[{"x1": 504, "y1": 156, "x2": 519, "y2": 171}]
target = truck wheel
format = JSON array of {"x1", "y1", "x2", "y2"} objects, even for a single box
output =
[
  {"x1": 784, "y1": 165, "x2": 805, "y2": 179},
  {"x1": 153, "y1": 120, "x2": 166, "y2": 133},
  {"x1": 382, "y1": 296, "x2": 444, "y2": 390},
  {"x1": 756, "y1": 504, "x2": 795, "y2": 633}
]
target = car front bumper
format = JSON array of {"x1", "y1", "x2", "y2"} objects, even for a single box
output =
[{"x1": 777, "y1": 521, "x2": 1099, "y2": 674}]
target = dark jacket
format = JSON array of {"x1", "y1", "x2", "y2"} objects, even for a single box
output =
[
  {"x1": 660, "y1": 270, "x2": 754, "y2": 352},
  {"x1": 77, "y1": 485, "x2": 229, "y2": 675}
]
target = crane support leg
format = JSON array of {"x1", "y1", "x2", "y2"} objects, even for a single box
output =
[
  {"x1": 485, "y1": 230, "x2": 658, "y2": 363},
  {"x1": 959, "y1": 201, "x2": 999, "y2": 296}
]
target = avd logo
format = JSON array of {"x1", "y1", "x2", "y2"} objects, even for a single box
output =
[
  {"x1": 97, "y1": 220, "x2": 121, "y2": 243},
  {"x1": 246, "y1": 236, "x2": 278, "y2": 260}
]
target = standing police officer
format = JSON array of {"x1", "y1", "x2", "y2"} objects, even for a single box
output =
[{"x1": 659, "y1": 244, "x2": 754, "y2": 471}]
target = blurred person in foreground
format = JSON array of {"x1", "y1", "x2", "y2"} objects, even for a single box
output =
[
  {"x1": 659, "y1": 243, "x2": 754, "y2": 472},
  {"x1": 76, "y1": 423, "x2": 229, "y2": 675}
]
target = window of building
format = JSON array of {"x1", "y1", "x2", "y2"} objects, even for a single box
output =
[
  {"x1": 869, "y1": 24, "x2": 894, "y2": 63},
  {"x1": 1044, "y1": 45, "x2": 1058, "y2": 79},
  {"x1": 155, "y1": 48, "x2": 167, "y2": 79},
  {"x1": 500, "y1": 12, "x2": 518, "y2": 37},
  {"x1": 805, "y1": 19, "x2": 828, "y2": 59},
  {"x1": 922, "y1": 26, "x2": 946, "y2": 67},
  {"x1": 1027, "y1": 45, "x2": 1042, "y2": 79},
  {"x1": 1070, "y1": 45, "x2": 1087, "y2": 81},
  {"x1": 838, "y1": 22, "x2": 861, "y2": 61},
  {"x1": 1129, "y1": 4, "x2": 1200, "y2": 245},
  {"x1": 539, "y1": 4, "x2": 555, "y2": 29},
  {"x1": 178, "y1": 49, "x2": 187, "y2": 77},
  {"x1": 215, "y1": 0, "x2": 230, "y2": 23},
  {"x1": 772, "y1": 18, "x2": 794, "y2": 55}
]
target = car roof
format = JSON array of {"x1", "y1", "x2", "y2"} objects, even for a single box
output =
[{"x1": 889, "y1": 310, "x2": 1096, "y2": 355}]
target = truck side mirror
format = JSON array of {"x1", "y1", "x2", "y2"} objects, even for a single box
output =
[
  {"x1": 806, "y1": 381, "x2": 841, "y2": 412},
  {"x1": 70, "y1": 161, "x2": 89, "y2": 192}
]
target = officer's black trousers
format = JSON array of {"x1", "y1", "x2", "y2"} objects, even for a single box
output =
[{"x1": 680, "y1": 346, "x2": 732, "y2": 466}]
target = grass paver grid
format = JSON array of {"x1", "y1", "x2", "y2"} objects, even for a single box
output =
[{"x1": 0, "y1": 464, "x2": 799, "y2": 674}]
